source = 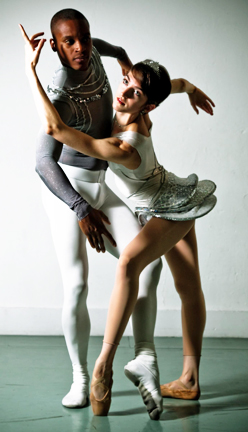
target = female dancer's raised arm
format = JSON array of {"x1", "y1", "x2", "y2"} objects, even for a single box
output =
[{"x1": 171, "y1": 78, "x2": 215, "y2": 115}]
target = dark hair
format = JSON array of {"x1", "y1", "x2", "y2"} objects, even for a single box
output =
[
  {"x1": 131, "y1": 60, "x2": 171, "y2": 106},
  {"x1": 50, "y1": 8, "x2": 89, "y2": 38}
]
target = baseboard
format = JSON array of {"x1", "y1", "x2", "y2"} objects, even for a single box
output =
[{"x1": 0, "y1": 307, "x2": 247, "y2": 337}]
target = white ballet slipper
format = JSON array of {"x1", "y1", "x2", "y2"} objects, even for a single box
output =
[
  {"x1": 124, "y1": 355, "x2": 163, "y2": 420},
  {"x1": 62, "y1": 363, "x2": 89, "y2": 408}
]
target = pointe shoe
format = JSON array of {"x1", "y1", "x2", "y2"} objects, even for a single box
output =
[
  {"x1": 124, "y1": 357, "x2": 163, "y2": 421},
  {"x1": 160, "y1": 379, "x2": 200, "y2": 400},
  {"x1": 90, "y1": 372, "x2": 113, "y2": 416}
]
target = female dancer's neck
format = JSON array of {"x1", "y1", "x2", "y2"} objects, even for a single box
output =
[{"x1": 115, "y1": 112, "x2": 140, "y2": 129}]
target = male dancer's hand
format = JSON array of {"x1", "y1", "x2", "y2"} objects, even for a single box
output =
[
  {"x1": 118, "y1": 56, "x2": 133, "y2": 76},
  {"x1": 78, "y1": 209, "x2": 117, "y2": 253}
]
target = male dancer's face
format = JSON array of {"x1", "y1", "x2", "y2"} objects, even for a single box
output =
[{"x1": 50, "y1": 19, "x2": 93, "y2": 71}]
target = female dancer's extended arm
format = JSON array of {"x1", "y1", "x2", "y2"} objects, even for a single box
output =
[
  {"x1": 19, "y1": 25, "x2": 141, "y2": 171},
  {"x1": 171, "y1": 78, "x2": 215, "y2": 115}
]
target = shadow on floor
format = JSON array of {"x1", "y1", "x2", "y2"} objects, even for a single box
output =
[
  {"x1": 110, "y1": 376, "x2": 248, "y2": 426},
  {"x1": 200, "y1": 373, "x2": 248, "y2": 400},
  {"x1": 112, "y1": 389, "x2": 138, "y2": 397}
]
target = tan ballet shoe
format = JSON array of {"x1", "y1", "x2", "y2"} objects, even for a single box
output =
[
  {"x1": 160, "y1": 379, "x2": 200, "y2": 400},
  {"x1": 90, "y1": 372, "x2": 113, "y2": 416}
]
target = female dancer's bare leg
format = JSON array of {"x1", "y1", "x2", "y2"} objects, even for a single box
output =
[
  {"x1": 91, "y1": 217, "x2": 194, "y2": 419},
  {"x1": 160, "y1": 223, "x2": 205, "y2": 399}
]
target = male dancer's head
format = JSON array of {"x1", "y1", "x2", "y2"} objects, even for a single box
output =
[{"x1": 50, "y1": 9, "x2": 92, "y2": 71}]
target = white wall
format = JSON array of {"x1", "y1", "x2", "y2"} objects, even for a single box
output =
[{"x1": 0, "y1": 0, "x2": 247, "y2": 337}]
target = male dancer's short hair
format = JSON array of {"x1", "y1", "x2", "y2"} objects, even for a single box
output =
[{"x1": 50, "y1": 8, "x2": 89, "y2": 39}]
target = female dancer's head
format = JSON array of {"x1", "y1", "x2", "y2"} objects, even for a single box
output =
[{"x1": 113, "y1": 60, "x2": 171, "y2": 116}]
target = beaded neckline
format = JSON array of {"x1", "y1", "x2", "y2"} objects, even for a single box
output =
[{"x1": 47, "y1": 47, "x2": 110, "y2": 104}]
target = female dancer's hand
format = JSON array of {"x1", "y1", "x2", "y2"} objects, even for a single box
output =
[
  {"x1": 188, "y1": 87, "x2": 215, "y2": 115},
  {"x1": 19, "y1": 24, "x2": 46, "y2": 73}
]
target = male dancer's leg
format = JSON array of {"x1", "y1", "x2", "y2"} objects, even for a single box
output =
[
  {"x1": 42, "y1": 177, "x2": 162, "y2": 409},
  {"x1": 42, "y1": 183, "x2": 91, "y2": 407}
]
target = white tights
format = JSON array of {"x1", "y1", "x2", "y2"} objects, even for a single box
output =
[{"x1": 42, "y1": 166, "x2": 162, "y2": 368}]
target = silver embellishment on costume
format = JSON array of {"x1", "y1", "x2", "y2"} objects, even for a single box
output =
[
  {"x1": 47, "y1": 47, "x2": 110, "y2": 105},
  {"x1": 47, "y1": 47, "x2": 110, "y2": 133},
  {"x1": 136, "y1": 194, "x2": 217, "y2": 225},
  {"x1": 141, "y1": 60, "x2": 160, "y2": 76},
  {"x1": 135, "y1": 172, "x2": 217, "y2": 225},
  {"x1": 47, "y1": 77, "x2": 110, "y2": 104}
]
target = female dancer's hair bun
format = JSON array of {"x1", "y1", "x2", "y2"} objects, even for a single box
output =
[{"x1": 131, "y1": 60, "x2": 171, "y2": 107}]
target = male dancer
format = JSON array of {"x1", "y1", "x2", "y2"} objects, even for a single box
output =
[
  {"x1": 33, "y1": 8, "x2": 162, "y2": 408},
  {"x1": 26, "y1": 8, "x2": 214, "y2": 409}
]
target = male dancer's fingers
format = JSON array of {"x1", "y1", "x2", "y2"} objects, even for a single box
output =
[
  {"x1": 92, "y1": 235, "x2": 101, "y2": 253},
  {"x1": 96, "y1": 233, "x2": 106, "y2": 253},
  {"x1": 87, "y1": 233, "x2": 97, "y2": 250},
  {"x1": 91, "y1": 231, "x2": 102, "y2": 253},
  {"x1": 102, "y1": 227, "x2": 117, "y2": 248},
  {"x1": 78, "y1": 210, "x2": 115, "y2": 250},
  {"x1": 98, "y1": 210, "x2": 111, "y2": 225},
  {"x1": 85, "y1": 230, "x2": 105, "y2": 253}
]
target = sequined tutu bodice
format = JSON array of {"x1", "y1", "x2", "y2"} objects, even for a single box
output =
[{"x1": 109, "y1": 129, "x2": 216, "y2": 224}]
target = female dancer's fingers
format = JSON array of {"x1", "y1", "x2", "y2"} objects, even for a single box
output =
[
  {"x1": 19, "y1": 24, "x2": 29, "y2": 42},
  {"x1": 202, "y1": 101, "x2": 213, "y2": 115},
  {"x1": 192, "y1": 104, "x2": 199, "y2": 115},
  {"x1": 19, "y1": 24, "x2": 46, "y2": 62},
  {"x1": 35, "y1": 39, "x2": 46, "y2": 59},
  {"x1": 205, "y1": 102, "x2": 213, "y2": 115},
  {"x1": 30, "y1": 32, "x2": 45, "y2": 41},
  {"x1": 206, "y1": 96, "x2": 215, "y2": 107},
  {"x1": 19, "y1": 26, "x2": 44, "y2": 42}
]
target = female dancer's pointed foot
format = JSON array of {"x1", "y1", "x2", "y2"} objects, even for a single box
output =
[
  {"x1": 124, "y1": 357, "x2": 163, "y2": 420},
  {"x1": 90, "y1": 372, "x2": 113, "y2": 416},
  {"x1": 160, "y1": 379, "x2": 200, "y2": 400}
]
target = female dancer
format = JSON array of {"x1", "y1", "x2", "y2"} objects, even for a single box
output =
[{"x1": 20, "y1": 26, "x2": 216, "y2": 420}]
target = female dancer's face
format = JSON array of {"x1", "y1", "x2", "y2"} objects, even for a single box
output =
[{"x1": 113, "y1": 72, "x2": 148, "y2": 115}]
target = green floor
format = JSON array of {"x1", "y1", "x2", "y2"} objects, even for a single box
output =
[{"x1": 0, "y1": 336, "x2": 248, "y2": 432}]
